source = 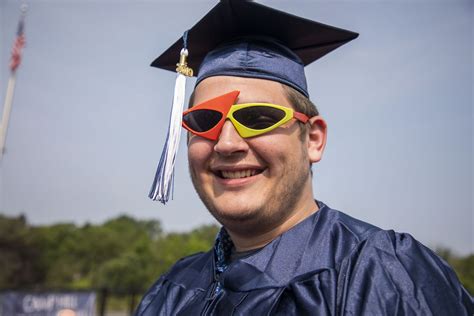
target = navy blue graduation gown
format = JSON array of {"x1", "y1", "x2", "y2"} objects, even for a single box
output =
[{"x1": 136, "y1": 202, "x2": 473, "y2": 315}]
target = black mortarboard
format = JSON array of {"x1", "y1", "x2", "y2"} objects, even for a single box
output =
[
  {"x1": 151, "y1": 0, "x2": 358, "y2": 97},
  {"x1": 149, "y1": 0, "x2": 358, "y2": 203}
]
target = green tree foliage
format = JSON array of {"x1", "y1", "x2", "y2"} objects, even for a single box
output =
[
  {"x1": 95, "y1": 252, "x2": 150, "y2": 293},
  {"x1": 436, "y1": 247, "x2": 474, "y2": 294},
  {"x1": 0, "y1": 214, "x2": 218, "y2": 295},
  {"x1": 35, "y1": 223, "x2": 82, "y2": 288},
  {"x1": 0, "y1": 215, "x2": 45, "y2": 288},
  {"x1": 153, "y1": 224, "x2": 219, "y2": 277}
]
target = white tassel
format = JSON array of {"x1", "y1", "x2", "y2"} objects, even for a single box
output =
[{"x1": 149, "y1": 48, "x2": 193, "y2": 204}]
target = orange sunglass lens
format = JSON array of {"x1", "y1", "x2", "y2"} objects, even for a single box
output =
[
  {"x1": 183, "y1": 109, "x2": 223, "y2": 132},
  {"x1": 183, "y1": 90, "x2": 240, "y2": 135}
]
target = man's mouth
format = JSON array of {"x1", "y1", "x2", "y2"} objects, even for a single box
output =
[{"x1": 216, "y1": 169, "x2": 264, "y2": 179}]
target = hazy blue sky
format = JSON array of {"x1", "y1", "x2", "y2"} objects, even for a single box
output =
[{"x1": 0, "y1": 0, "x2": 472, "y2": 255}]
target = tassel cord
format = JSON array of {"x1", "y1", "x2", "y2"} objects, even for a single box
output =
[{"x1": 149, "y1": 73, "x2": 186, "y2": 203}]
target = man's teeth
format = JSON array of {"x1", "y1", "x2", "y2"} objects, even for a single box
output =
[{"x1": 221, "y1": 170, "x2": 257, "y2": 179}]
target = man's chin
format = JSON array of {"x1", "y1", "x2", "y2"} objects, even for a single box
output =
[
  {"x1": 208, "y1": 205, "x2": 267, "y2": 231},
  {"x1": 194, "y1": 185, "x2": 270, "y2": 231},
  {"x1": 210, "y1": 205, "x2": 257, "y2": 222}
]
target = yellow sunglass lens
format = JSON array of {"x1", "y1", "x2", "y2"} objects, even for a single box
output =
[{"x1": 232, "y1": 106, "x2": 286, "y2": 130}]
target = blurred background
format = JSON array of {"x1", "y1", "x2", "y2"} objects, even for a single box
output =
[{"x1": 0, "y1": 0, "x2": 472, "y2": 315}]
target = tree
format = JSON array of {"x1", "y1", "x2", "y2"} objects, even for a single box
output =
[
  {"x1": 152, "y1": 224, "x2": 219, "y2": 277},
  {"x1": 0, "y1": 215, "x2": 45, "y2": 288},
  {"x1": 436, "y1": 247, "x2": 474, "y2": 294}
]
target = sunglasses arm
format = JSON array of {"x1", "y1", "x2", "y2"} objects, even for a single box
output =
[{"x1": 293, "y1": 112, "x2": 309, "y2": 123}]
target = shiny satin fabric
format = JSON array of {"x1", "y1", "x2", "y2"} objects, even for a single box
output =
[{"x1": 136, "y1": 202, "x2": 473, "y2": 315}]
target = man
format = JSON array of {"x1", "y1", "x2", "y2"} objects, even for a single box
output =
[{"x1": 137, "y1": 1, "x2": 473, "y2": 315}]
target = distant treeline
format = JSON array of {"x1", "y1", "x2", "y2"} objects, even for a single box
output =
[
  {"x1": 0, "y1": 214, "x2": 472, "y2": 297},
  {"x1": 0, "y1": 214, "x2": 218, "y2": 296}
]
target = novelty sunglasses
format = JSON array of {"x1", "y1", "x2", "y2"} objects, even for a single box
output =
[{"x1": 182, "y1": 90, "x2": 309, "y2": 140}]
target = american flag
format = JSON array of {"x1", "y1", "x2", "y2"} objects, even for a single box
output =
[{"x1": 9, "y1": 15, "x2": 25, "y2": 72}]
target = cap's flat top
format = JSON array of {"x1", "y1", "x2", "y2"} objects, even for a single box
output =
[{"x1": 152, "y1": 0, "x2": 358, "y2": 73}]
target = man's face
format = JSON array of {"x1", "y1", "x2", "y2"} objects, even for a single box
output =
[{"x1": 188, "y1": 76, "x2": 316, "y2": 234}]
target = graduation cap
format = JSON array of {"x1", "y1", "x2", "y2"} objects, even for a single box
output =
[{"x1": 149, "y1": 0, "x2": 358, "y2": 204}]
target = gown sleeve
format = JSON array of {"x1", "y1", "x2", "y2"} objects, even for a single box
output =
[{"x1": 336, "y1": 230, "x2": 473, "y2": 315}]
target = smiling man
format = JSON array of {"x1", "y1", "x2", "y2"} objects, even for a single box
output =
[
  {"x1": 136, "y1": 1, "x2": 472, "y2": 315},
  {"x1": 187, "y1": 77, "x2": 325, "y2": 251}
]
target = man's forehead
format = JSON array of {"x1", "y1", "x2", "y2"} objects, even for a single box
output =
[{"x1": 192, "y1": 76, "x2": 289, "y2": 106}]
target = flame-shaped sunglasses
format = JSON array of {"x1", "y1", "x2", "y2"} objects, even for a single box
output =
[{"x1": 182, "y1": 91, "x2": 309, "y2": 140}]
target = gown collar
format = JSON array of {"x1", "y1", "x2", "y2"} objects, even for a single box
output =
[{"x1": 220, "y1": 202, "x2": 329, "y2": 291}]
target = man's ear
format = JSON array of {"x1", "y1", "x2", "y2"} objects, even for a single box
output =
[{"x1": 306, "y1": 116, "x2": 327, "y2": 163}]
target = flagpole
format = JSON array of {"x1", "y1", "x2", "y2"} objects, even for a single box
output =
[
  {"x1": 0, "y1": 74, "x2": 17, "y2": 158},
  {"x1": 0, "y1": 4, "x2": 27, "y2": 161}
]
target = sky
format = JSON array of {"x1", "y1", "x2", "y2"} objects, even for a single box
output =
[{"x1": 0, "y1": 0, "x2": 472, "y2": 255}]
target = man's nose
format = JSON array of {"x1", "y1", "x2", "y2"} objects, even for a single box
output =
[{"x1": 213, "y1": 120, "x2": 249, "y2": 156}]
